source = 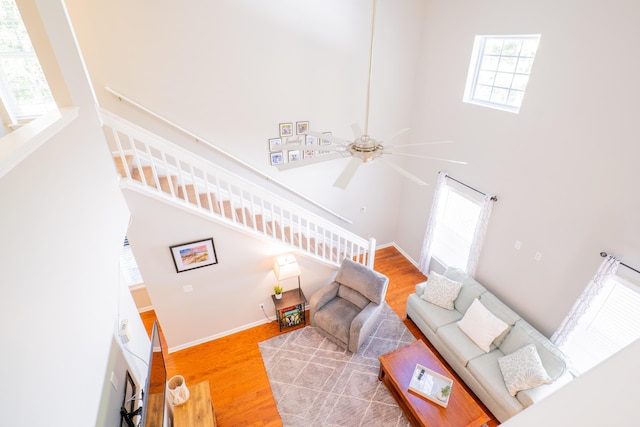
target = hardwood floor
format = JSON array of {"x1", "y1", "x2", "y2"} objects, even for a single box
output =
[{"x1": 140, "y1": 246, "x2": 499, "y2": 426}]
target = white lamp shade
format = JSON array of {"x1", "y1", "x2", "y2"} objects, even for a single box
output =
[{"x1": 273, "y1": 254, "x2": 301, "y2": 281}]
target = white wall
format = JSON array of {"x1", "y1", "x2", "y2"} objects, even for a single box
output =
[
  {"x1": 63, "y1": 0, "x2": 426, "y2": 245},
  {"x1": 0, "y1": 2, "x2": 148, "y2": 426},
  {"x1": 397, "y1": 0, "x2": 640, "y2": 336},
  {"x1": 0, "y1": 111, "x2": 131, "y2": 426},
  {"x1": 124, "y1": 190, "x2": 337, "y2": 350}
]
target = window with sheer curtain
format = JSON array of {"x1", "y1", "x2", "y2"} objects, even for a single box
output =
[
  {"x1": 553, "y1": 262, "x2": 640, "y2": 375},
  {"x1": 418, "y1": 172, "x2": 495, "y2": 277}
]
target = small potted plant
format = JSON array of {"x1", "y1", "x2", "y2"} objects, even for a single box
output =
[
  {"x1": 437, "y1": 385, "x2": 451, "y2": 401},
  {"x1": 274, "y1": 285, "x2": 283, "y2": 299}
]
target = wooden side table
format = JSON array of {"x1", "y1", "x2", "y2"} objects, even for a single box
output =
[
  {"x1": 173, "y1": 380, "x2": 216, "y2": 426},
  {"x1": 271, "y1": 288, "x2": 307, "y2": 331}
]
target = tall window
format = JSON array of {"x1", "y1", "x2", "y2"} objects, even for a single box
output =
[
  {"x1": 463, "y1": 35, "x2": 541, "y2": 114},
  {"x1": 0, "y1": 0, "x2": 56, "y2": 124},
  {"x1": 553, "y1": 258, "x2": 640, "y2": 375},
  {"x1": 419, "y1": 172, "x2": 495, "y2": 276}
]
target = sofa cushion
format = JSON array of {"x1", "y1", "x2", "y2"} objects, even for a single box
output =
[
  {"x1": 498, "y1": 344, "x2": 552, "y2": 396},
  {"x1": 335, "y1": 258, "x2": 388, "y2": 304},
  {"x1": 499, "y1": 321, "x2": 568, "y2": 380},
  {"x1": 467, "y1": 351, "x2": 524, "y2": 416},
  {"x1": 457, "y1": 299, "x2": 509, "y2": 353},
  {"x1": 421, "y1": 271, "x2": 462, "y2": 310},
  {"x1": 407, "y1": 293, "x2": 464, "y2": 333},
  {"x1": 437, "y1": 322, "x2": 488, "y2": 367},
  {"x1": 442, "y1": 268, "x2": 488, "y2": 313},
  {"x1": 313, "y1": 297, "x2": 360, "y2": 344}
]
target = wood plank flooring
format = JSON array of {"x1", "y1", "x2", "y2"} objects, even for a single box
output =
[{"x1": 140, "y1": 246, "x2": 499, "y2": 426}]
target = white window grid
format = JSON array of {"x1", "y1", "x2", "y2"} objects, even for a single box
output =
[
  {"x1": 464, "y1": 35, "x2": 541, "y2": 113},
  {"x1": 0, "y1": 0, "x2": 56, "y2": 124}
]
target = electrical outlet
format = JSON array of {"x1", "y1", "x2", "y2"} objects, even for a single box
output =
[{"x1": 259, "y1": 303, "x2": 264, "y2": 310}]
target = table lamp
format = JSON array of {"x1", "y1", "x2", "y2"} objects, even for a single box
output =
[{"x1": 273, "y1": 254, "x2": 301, "y2": 293}]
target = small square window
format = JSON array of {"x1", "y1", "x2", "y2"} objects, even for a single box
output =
[{"x1": 463, "y1": 35, "x2": 541, "y2": 113}]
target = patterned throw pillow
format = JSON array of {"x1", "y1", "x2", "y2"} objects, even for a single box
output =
[
  {"x1": 420, "y1": 271, "x2": 463, "y2": 310},
  {"x1": 498, "y1": 343, "x2": 552, "y2": 396}
]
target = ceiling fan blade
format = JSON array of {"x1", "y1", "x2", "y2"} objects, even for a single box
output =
[
  {"x1": 351, "y1": 123, "x2": 363, "y2": 139},
  {"x1": 384, "y1": 127, "x2": 410, "y2": 144},
  {"x1": 334, "y1": 157, "x2": 362, "y2": 189},
  {"x1": 384, "y1": 151, "x2": 467, "y2": 165},
  {"x1": 384, "y1": 140, "x2": 453, "y2": 149},
  {"x1": 276, "y1": 152, "x2": 346, "y2": 171},
  {"x1": 378, "y1": 157, "x2": 429, "y2": 186}
]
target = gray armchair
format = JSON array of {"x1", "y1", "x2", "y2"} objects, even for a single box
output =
[{"x1": 309, "y1": 258, "x2": 389, "y2": 353}]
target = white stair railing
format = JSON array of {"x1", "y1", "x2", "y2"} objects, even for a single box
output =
[{"x1": 100, "y1": 110, "x2": 375, "y2": 268}]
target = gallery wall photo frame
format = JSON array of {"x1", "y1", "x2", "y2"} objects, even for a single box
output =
[
  {"x1": 288, "y1": 150, "x2": 301, "y2": 162},
  {"x1": 279, "y1": 122, "x2": 293, "y2": 138},
  {"x1": 269, "y1": 137, "x2": 282, "y2": 151},
  {"x1": 170, "y1": 237, "x2": 218, "y2": 273},
  {"x1": 296, "y1": 121, "x2": 309, "y2": 135},
  {"x1": 270, "y1": 151, "x2": 284, "y2": 165}
]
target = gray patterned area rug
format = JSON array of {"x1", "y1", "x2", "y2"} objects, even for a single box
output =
[{"x1": 258, "y1": 303, "x2": 416, "y2": 427}]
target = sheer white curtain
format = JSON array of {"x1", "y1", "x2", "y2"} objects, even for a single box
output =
[
  {"x1": 551, "y1": 255, "x2": 621, "y2": 347},
  {"x1": 465, "y1": 193, "x2": 494, "y2": 276},
  {"x1": 418, "y1": 171, "x2": 447, "y2": 273},
  {"x1": 418, "y1": 172, "x2": 495, "y2": 277}
]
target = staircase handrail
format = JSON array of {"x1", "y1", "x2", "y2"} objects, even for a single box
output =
[
  {"x1": 100, "y1": 110, "x2": 375, "y2": 267},
  {"x1": 104, "y1": 86, "x2": 352, "y2": 224}
]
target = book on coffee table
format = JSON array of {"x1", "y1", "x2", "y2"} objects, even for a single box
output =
[{"x1": 408, "y1": 363, "x2": 453, "y2": 408}]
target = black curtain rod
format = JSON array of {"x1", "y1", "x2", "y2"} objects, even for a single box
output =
[
  {"x1": 444, "y1": 174, "x2": 498, "y2": 202},
  {"x1": 600, "y1": 252, "x2": 640, "y2": 275}
]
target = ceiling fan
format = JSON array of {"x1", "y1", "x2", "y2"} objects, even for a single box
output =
[{"x1": 276, "y1": 0, "x2": 466, "y2": 189}]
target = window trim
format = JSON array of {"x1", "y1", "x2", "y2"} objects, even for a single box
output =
[{"x1": 463, "y1": 34, "x2": 541, "y2": 114}]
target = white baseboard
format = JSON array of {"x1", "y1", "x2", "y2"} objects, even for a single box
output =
[
  {"x1": 167, "y1": 316, "x2": 276, "y2": 354},
  {"x1": 377, "y1": 242, "x2": 420, "y2": 268}
]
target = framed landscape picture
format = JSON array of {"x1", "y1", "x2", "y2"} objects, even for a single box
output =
[{"x1": 170, "y1": 238, "x2": 218, "y2": 273}]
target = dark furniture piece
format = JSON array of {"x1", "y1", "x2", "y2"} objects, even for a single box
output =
[{"x1": 272, "y1": 288, "x2": 307, "y2": 331}]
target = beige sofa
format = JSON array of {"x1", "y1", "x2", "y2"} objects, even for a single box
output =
[{"x1": 406, "y1": 267, "x2": 573, "y2": 422}]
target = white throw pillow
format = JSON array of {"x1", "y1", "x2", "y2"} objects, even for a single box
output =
[
  {"x1": 498, "y1": 343, "x2": 552, "y2": 396},
  {"x1": 420, "y1": 271, "x2": 463, "y2": 310},
  {"x1": 457, "y1": 299, "x2": 508, "y2": 353}
]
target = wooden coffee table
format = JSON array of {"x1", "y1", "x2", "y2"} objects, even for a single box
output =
[{"x1": 378, "y1": 340, "x2": 490, "y2": 427}]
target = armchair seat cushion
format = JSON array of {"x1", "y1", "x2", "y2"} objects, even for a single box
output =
[{"x1": 314, "y1": 297, "x2": 361, "y2": 345}]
